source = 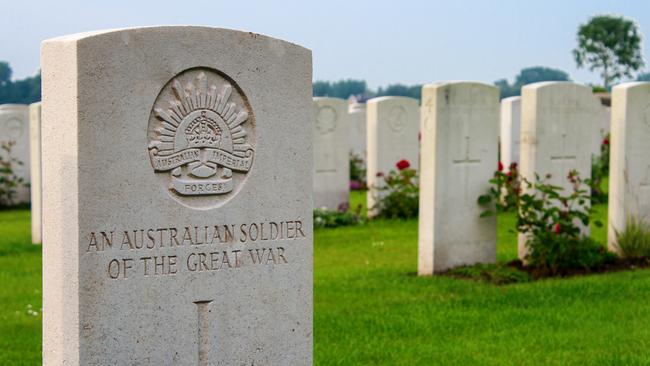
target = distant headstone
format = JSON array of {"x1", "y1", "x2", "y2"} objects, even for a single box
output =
[
  {"x1": 418, "y1": 82, "x2": 498, "y2": 274},
  {"x1": 30, "y1": 102, "x2": 42, "y2": 244},
  {"x1": 518, "y1": 82, "x2": 600, "y2": 259},
  {"x1": 499, "y1": 96, "x2": 521, "y2": 169},
  {"x1": 42, "y1": 27, "x2": 313, "y2": 365},
  {"x1": 366, "y1": 96, "x2": 419, "y2": 217},
  {"x1": 608, "y1": 82, "x2": 650, "y2": 252},
  {"x1": 0, "y1": 104, "x2": 30, "y2": 204},
  {"x1": 313, "y1": 97, "x2": 349, "y2": 210},
  {"x1": 348, "y1": 102, "x2": 366, "y2": 159}
]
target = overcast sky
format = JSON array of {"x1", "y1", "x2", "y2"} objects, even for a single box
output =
[{"x1": 2, "y1": 0, "x2": 649, "y2": 88}]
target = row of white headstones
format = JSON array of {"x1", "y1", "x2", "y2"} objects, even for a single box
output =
[{"x1": 312, "y1": 81, "x2": 650, "y2": 274}]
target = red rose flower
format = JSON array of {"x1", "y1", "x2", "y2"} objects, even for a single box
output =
[
  {"x1": 376, "y1": 172, "x2": 385, "y2": 177},
  {"x1": 498, "y1": 161, "x2": 504, "y2": 172},
  {"x1": 602, "y1": 138, "x2": 609, "y2": 146},
  {"x1": 553, "y1": 223, "x2": 561, "y2": 234},
  {"x1": 396, "y1": 159, "x2": 410, "y2": 170},
  {"x1": 509, "y1": 162, "x2": 518, "y2": 170}
]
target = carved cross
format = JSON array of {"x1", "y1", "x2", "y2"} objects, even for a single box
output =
[
  {"x1": 194, "y1": 300, "x2": 213, "y2": 366},
  {"x1": 550, "y1": 133, "x2": 577, "y2": 162},
  {"x1": 453, "y1": 136, "x2": 481, "y2": 165}
]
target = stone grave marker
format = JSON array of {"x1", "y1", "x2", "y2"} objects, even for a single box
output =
[
  {"x1": 608, "y1": 82, "x2": 650, "y2": 252},
  {"x1": 366, "y1": 96, "x2": 419, "y2": 217},
  {"x1": 42, "y1": 26, "x2": 313, "y2": 365},
  {"x1": 499, "y1": 96, "x2": 521, "y2": 169},
  {"x1": 30, "y1": 102, "x2": 42, "y2": 244},
  {"x1": 0, "y1": 104, "x2": 30, "y2": 204},
  {"x1": 348, "y1": 101, "x2": 366, "y2": 159},
  {"x1": 518, "y1": 82, "x2": 600, "y2": 259},
  {"x1": 418, "y1": 82, "x2": 498, "y2": 274},
  {"x1": 313, "y1": 97, "x2": 349, "y2": 210}
]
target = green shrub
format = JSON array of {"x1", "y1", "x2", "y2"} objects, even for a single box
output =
[
  {"x1": 371, "y1": 159, "x2": 418, "y2": 219},
  {"x1": 590, "y1": 133, "x2": 610, "y2": 204},
  {"x1": 349, "y1": 153, "x2": 367, "y2": 190},
  {"x1": 314, "y1": 204, "x2": 365, "y2": 229},
  {"x1": 479, "y1": 169, "x2": 609, "y2": 275},
  {"x1": 614, "y1": 216, "x2": 650, "y2": 259},
  {"x1": 0, "y1": 141, "x2": 27, "y2": 208}
]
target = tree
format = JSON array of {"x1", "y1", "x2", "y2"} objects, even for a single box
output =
[
  {"x1": 0, "y1": 61, "x2": 41, "y2": 104},
  {"x1": 312, "y1": 79, "x2": 367, "y2": 99},
  {"x1": 0, "y1": 61, "x2": 11, "y2": 86},
  {"x1": 375, "y1": 84, "x2": 422, "y2": 100},
  {"x1": 573, "y1": 15, "x2": 644, "y2": 89},
  {"x1": 494, "y1": 66, "x2": 570, "y2": 99},
  {"x1": 637, "y1": 72, "x2": 650, "y2": 82}
]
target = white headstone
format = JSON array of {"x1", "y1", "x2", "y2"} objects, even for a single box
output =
[
  {"x1": 418, "y1": 82, "x2": 499, "y2": 274},
  {"x1": 499, "y1": 96, "x2": 521, "y2": 169},
  {"x1": 366, "y1": 96, "x2": 419, "y2": 217},
  {"x1": 42, "y1": 26, "x2": 313, "y2": 365},
  {"x1": 518, "y1": 82, "x2": 601, "y2": 259},
  {"x1": 348, "y1": 102, "x2": 366, "y2": 159},
  {"x1": 30, "y1": 102, "x2": 42, "y2": 244},
  {"x1": 0, "y1": 104, "x2": 30, "y2": 204},
  {"x1": 313, "y1": 97, "x2": 349, "y2": 210},
  {"x1": 608, "y1": 82, "x2": 650, "y2": 251}
]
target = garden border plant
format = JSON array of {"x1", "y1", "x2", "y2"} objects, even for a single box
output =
[
  {"x1": 0, "y1": 141, "x2": 27, "y2": 209},
  {"x1": 370, "y1": 159, "x2": 418, "y2": 219},
  {"x1": 478, "y1": 164, "x2": 618, "y2": 277}
]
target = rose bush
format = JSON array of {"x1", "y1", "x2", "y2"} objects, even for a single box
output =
[
  {"x1": 479, "y1": 167, "x2": 613, "y2": 275},
  {"x1": 371, "y1": 159, "x2": 419, "y2": 219}
]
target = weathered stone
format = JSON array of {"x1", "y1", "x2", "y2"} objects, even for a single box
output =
[
  {"x1": 499, "y1": 96, "x2": 521, "y2": 169},
  {"x1": 366, "y1": 96, "x2": 419, "y2": 217},
  {"x1": 313, "y1": 97, "x2": 349, "y2": 210},
  {"x1": 0, "y1": 104, "x2": 30, "y2": 204},
  {"x1": 518, "y1": 82, "x2": 601, "y2": 259},
  {"x1": 42, "y1": 26, "x2": 312, "y2": 365},
  {"x1": 418, "y1": 82, "x2": 498, "y2": 274},
  {"x1": 608, "y1": 82, "x2": 650, "y2": 252},
  {"x1": 348, "y1": 101, "x2": 366, "y2": 160},
  {"x1": 30, "y1": 102, "x2": 42, "y2": 244}
]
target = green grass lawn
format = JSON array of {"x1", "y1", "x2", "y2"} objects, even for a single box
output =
[{"x1": 2, "y1": 192, "x2": 650, "y2": 365}]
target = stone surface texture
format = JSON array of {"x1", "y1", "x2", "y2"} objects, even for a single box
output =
[
  {"x1": 42, "y1": 26, "x2": 313, "y2": 366},
  {"x1": 313, "y1": 97, "x2": 349, "y2": 210},
  {"x1": 518, "y1": 82, "x2": 600, "y2": 259},
  {"x1": 0, "y1": 103, "x2": 30, "y2": 204},
  {"x1": 499, "y1": 96, "x2": 521, "y2": 169},
  {"x1": 348, "y1": 101, "x2": 366, "y2": 159},
  {"x1": 418, "y1": 82, "x2": 498, "y2": 275},
  {"x1": 608, "y1": 82, "x2": 650, "y2": 251},
  {"x1": 366, "y1": 96, "x2": 419, "y2": 217},
  {"x1": 30, "y1": 102, "x2": 42, "y2": 244}
]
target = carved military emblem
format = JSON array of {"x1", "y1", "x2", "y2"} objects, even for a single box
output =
[{"x1": 148, "y1": 68, "x2": 255, "y2": 208}]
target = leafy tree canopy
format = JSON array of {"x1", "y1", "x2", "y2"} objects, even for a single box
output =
[
  {"x1": 573, "y1": 15, "x2": 644, "y2": 89},
  {"x1": 494, "y1": 66, "x2": 570, "y2": 99},
  {"x1": 0, "y1": 61, "x2": 40, "y2": 104}
]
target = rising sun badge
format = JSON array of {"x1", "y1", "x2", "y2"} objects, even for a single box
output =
[{"x1": 147, "y1": 68, "x2": 255, "y2": 208}]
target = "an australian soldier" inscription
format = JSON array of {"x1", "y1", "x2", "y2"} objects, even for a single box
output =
[
  {"x1": 148, "y1": 68, "x2": 256, "y2": 208},
  {"x1": 85, "y1": 219, "x2": 305, "y2": 279}
]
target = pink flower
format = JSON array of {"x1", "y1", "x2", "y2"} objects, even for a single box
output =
[{"x1": 396, "y1": 159, "x2": 410, "y2": 170}]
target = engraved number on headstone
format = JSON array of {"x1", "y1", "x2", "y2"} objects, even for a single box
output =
[{"x1": 194, "y1": 300, "x2": 213, "y2": 366}]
